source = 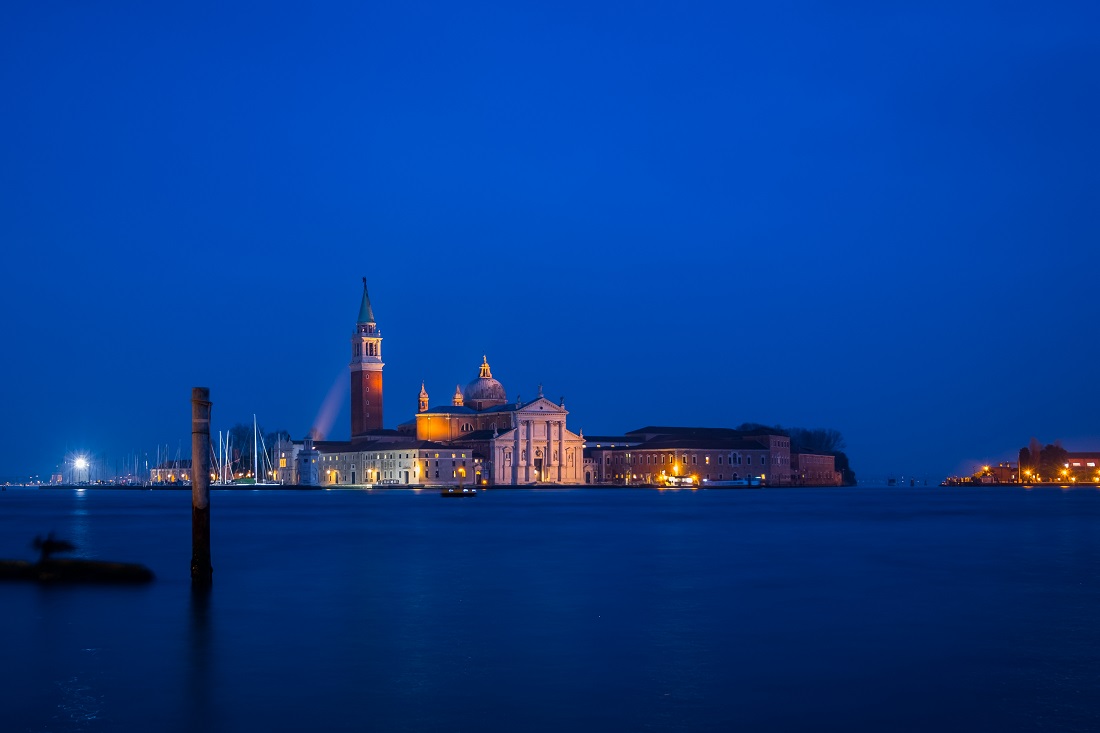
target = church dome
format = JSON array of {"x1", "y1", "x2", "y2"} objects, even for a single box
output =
[{"x1": 463, "y1": 356, "x2": 507, "y2": 410}]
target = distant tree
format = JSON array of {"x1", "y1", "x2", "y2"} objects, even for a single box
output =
[
  {"x1": 228, "y1": 421, "x2": 266, "y2": 476},
  {"x1": 264, "y1": 429, "x2": 291, "y2": 448},
  {"x1": 789, "y1": 428, "x2": 846, "y2": 455},
  {"x1": 1028, "y1": 437, "x2": 1043, "y2": 466},
  {"x1": 737, "y1": 422, "x2": 781, "y2": 434},
  {"x1": 834, "y1": 451, "x2": 856, "y2": 485},
  {"x1": 1018, "y1": 447, "x2": 1032, "y2": 474},
  {"x1": 1039, "y1": 444, "x2": 1070, "y2": 481}
]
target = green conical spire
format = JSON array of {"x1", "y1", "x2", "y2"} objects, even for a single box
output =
[{"x1": 357, "y1": 277, "x2": 376, "y2": 324}]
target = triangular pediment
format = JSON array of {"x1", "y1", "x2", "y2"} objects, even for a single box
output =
[{"x1": 516, "y1": 396, "x2": 568, "y2": 416}]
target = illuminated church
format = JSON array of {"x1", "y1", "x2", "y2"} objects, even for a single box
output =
[{"x1": 313, "y1": 281, "x2": 585, "y2": 486}]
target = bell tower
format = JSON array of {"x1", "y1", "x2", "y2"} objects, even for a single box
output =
[{"x1": 350, "y1": 278, "x2": 384, "y2": 437}]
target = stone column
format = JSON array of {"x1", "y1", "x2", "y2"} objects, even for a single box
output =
[
  {"x1": 557, "y1": 420, "x2": 565, "y2": 483},
  {"x1": 513, "y1": 424, "x2": 521, "y2": 485},
  {"x1": 525, "y1": 420, "x2": 533, "y2": 483},
  {"x1": 545, "y1": 420, "x2": 554, "y2": 482}
]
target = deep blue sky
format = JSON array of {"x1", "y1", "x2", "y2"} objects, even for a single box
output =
[{"x1": 2, "y1": 1, "x2": 1097, "y2": 482}]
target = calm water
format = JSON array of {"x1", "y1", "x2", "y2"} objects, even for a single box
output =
[{"x1": 1, "y1": 486, "x2": 1098, "y2": 732}]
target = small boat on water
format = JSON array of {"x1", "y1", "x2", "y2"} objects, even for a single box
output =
[
  {"x1": 441, "y1": 487, "x2": 477, "y2": 497},
  {"x1": 702, "y1": 477, "x2": 762, "y2": 488}
]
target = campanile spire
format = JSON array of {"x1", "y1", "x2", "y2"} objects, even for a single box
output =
[{"x1": 350, "y1": 278, "x2": 384, "y2": 437}]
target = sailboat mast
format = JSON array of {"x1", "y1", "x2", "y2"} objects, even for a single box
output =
[{"x1": 253, "y1": 414, "x2": 258, "y2": 481}]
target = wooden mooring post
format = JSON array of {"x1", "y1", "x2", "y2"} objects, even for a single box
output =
[{"x1": 191, "y1": 387, "x2": 213, "y2": 585}]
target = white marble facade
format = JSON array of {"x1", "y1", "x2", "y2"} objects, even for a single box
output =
[{"x1": 490, "y1": 397, "x2": 584, "y2": 485}]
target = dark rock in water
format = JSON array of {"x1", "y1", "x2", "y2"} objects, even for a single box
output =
[
  {"x1": 4, "y1": 534, "x2": 154, "y2": 583},
  {"x1": 0, "y1": 558, "x2": 154, "y2": 584}
]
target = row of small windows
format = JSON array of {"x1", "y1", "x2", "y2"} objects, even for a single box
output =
[
  {"x1": 346, "y1": 459, "x2": 475, "y2": 469},
  {"x1": 606, "y1": 453, "x2": 766, "y2": 466},
  {"x1": 611, "y1": 473, "x2": 751, "y2": 482},
  {"x1": 325, "y1": 452, "x2": 469, "y2": 461}
]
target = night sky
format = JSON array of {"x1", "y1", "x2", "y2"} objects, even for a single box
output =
[{"x1": 2, "y1": 1, "x2": 1097, "y2": 482}]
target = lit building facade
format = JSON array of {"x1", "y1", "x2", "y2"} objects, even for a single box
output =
[
  {"x1": 150, "y1": 459, "x2": 192, "y2": 484},
  {"x1": 583, "y1": 427, "x2": 836, "y2": 486},
  {"x1": 791, "y1": 452, "x2": 841, "y2": 486},
  {"x1": 318, "y1": 443, "x2": 484, "y2": 487},
  {"x1": 585, "y1": 429, "x2": 780, "y2": 485}
]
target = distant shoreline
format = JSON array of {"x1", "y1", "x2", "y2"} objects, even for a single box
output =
[
  {"x1": 940, "y1": 481, "x2": 1093, "y2": 489},
  {"x1": 27, "y1": 483, "x2": 854, "y2": 491}
]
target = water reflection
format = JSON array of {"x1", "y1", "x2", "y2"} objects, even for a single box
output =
[
  {"x1": 70, "y1": 489, "x2": 90, "y2": 557},
  {"x1": 187, "y1": 586, "x2": 214, "y2": 731}
]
